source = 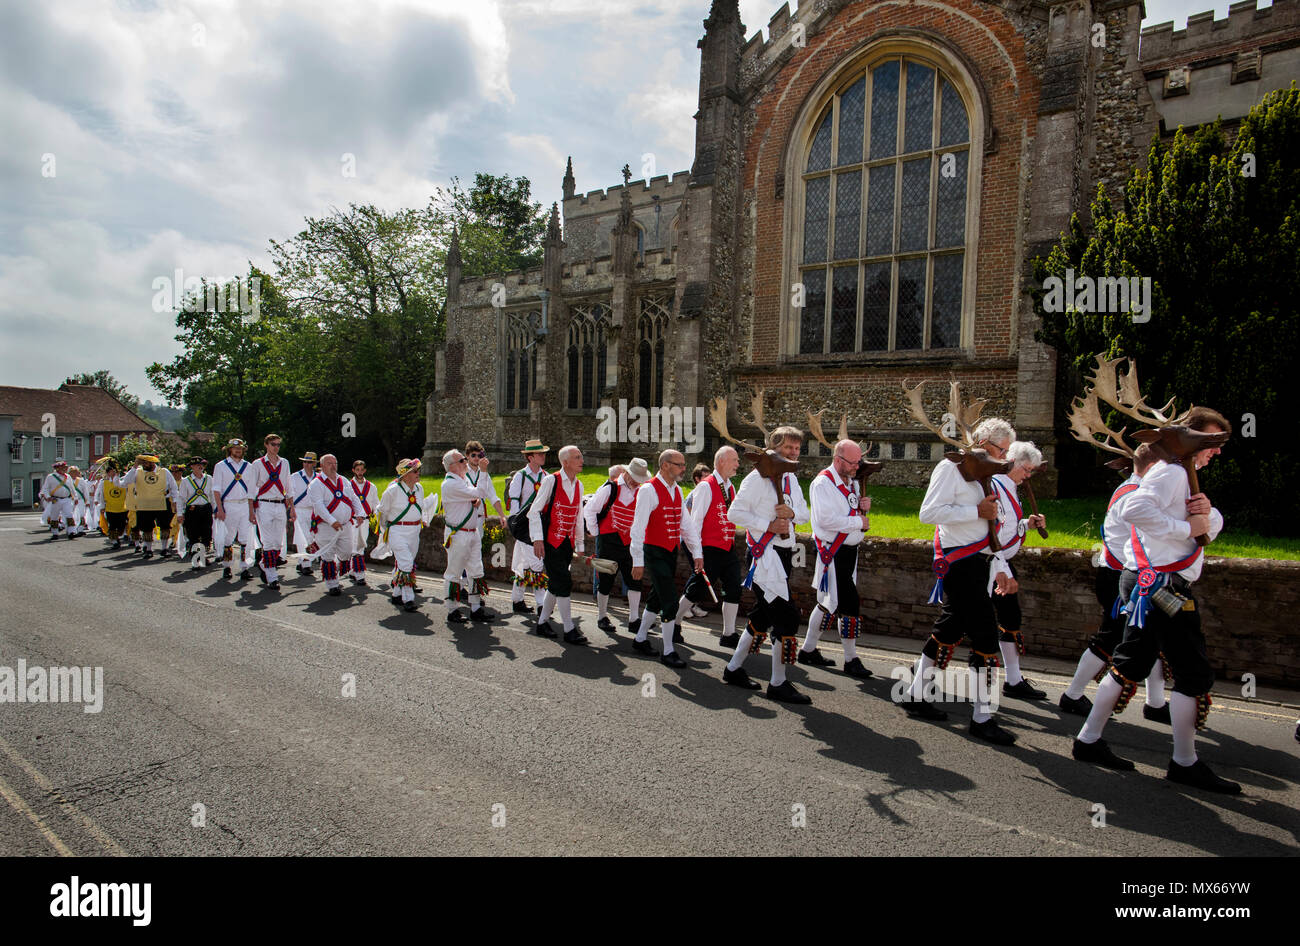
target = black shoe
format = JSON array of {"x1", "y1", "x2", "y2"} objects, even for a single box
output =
[
  {"x1": 723, "y1": 666, "x2": 761, "y2": 690},
  {"x1": 511, "y1": 601, "x2": 533, "y2": 615},
  {"x1": 447, "y1": 610, "x2": 470, "y2": 624},
  {"x1": 469, "y1": 608, "x2": 491, "y2": 623},
  {"x1": 269, "y1": 580, "x2": 280, "y2": 591},
  {"x1": 842, "y1": 657, "x2": 874, "y2": 679},
  {"x1": 142, "y1": 549, "x2": 153, "y2": 560},
  {"x1": 223, "y1": 567, "x2": 232, "y2": 580},
  {"x1": 1072, "y1": 738, "x2": 1135, "y2": 771},
  {"x1": 403, "y1": 600, "x2": 420, "y2": 613},
  {"x1": 562, "y1": 629, "x2": 588, "y2": 646},
  {"x1": 326, "y1": 586, "x2": 341, "y2": 597},
  {"x1": 296, "y1": 563, "x2": 308, "y2": 575},
  {"x1": 900, "y1": 697, "x2": 948, "y2": 721},
  {"x1": 534, "y1": 620, "x2": 558, "y2": 639},
  {"x1": 1003, "y1": 678, "x2": 1047, "y2": 701},
  {"x1": 969, "y1": 718, "x2": 1017, "y2": 745},
  {"x1": 1167, "y1": 759, "x2": 1240, "y2": 794},
  {"x1": 158, "y1": 547, "x2": 168, "y2": 558},
  {"x1": 718, "y1": 632, "x2": 741, "y2": 649},
  {"x1": 797, "y1": 647, "x2": 835, "y2": 668},
  {"x1": 660, "y1": 651, "x2": 687, "y2": 668},
  {"x1": 241, "y1": 569, "x2": 254, "y2": 582},
  {"x1": 258, "y1": 567, "x2": 268, "y2": 586},
  {"x1": 630, "y1": 638, "x2": 656, "y2": 656},
  {"x1": 191, "y1": 564, "x2": 201, "y2": 572},
  {"x1": 1059, "y1": 693, "x2": 1093, "y2": 716},
  {"x1": 766, "y1": 680, "x2": 811, "y2": 705},
  {"x1": 391, "y1": 597, "x2": 402, "y2": 606},
  {"x1": 1143, "y1": 703, "x2": 1171, "y2": 724},
  {"x1": 597, "y1": 616, "x2": 617, "y2": 634}
]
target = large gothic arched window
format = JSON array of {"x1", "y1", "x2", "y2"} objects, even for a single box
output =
[
  {"x1": 566, "y1": 301, "x2": 609, "y2": 411},
  {"x1": 637, "y1": 294, "x2": 670, "y2": 407},
  {"x1": 796, "y1": 52, "x2": 973, "y2": 355},
  {"x1": 502, "y1": 310, "x2": 538, "y2": 413}
]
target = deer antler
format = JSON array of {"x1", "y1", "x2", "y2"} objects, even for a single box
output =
[
  {"x1": 745, "y1": 388, "x2": 771, "y2": 444},
  {"x1": 1066, "y1": 390, "x2": 1134, "y2": 459},
  {"x1": 903, "y1": 379, "x2": 974, "y2": 450},
  {"x1": 1114, "y1": 358, "x2": 1185, "y2": 426},
  {"x1": 809, "y1": 408, "x2": 873, "y2": 458},
  {"x1": 708, "y1": 397, "x2": 764, "y2": 454}
]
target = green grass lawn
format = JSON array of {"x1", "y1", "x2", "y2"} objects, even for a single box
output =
[{"x1": 380, "y1": 469, "x2": 1297, "y2": 562}]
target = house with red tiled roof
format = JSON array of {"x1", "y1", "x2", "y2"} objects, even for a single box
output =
[{"x1": 0, "y1": 382, "x2": 159, "y2": 509}]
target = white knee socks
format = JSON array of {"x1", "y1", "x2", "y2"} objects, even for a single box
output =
[
  {"x1": 1066, "y1": 651, "x2": 1106, "y2": 700},
  {"x1": 727, "y1": 631, "x2": 754, "y2": 672},
  {"x1": 556, "y1": 596, "x2": 573, "y2": 631},
  {"x1": 801, "y1": 608, "x2": 825, "y2": 653},
  {"x1": 1145, "y1": 660, "x2": 1167, "y2": 709},
  {"x1": 770, "y1": 646, "x2": 786, "y2": 686},
  {"x1": 1000, "y1": 641, "x2": 1024, "y2": 686},
  {"x1": 1078, "y1": 674, "x2": 1123, "y2": 744},
  {"x1": 722, "y1": 601, "x2": 738, "y2": 636},
  {"x1": 1170, "y1": 692, "x2": 1199, "y2": 766}
]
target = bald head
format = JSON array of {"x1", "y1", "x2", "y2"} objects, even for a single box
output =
[
  {"x1": 658, "y1": 449, "x2": 686, "y2": 486},
  {"x1": 319, "y1": 454, "x2": 338, "y2": 477},
  {"x1": 713, "y1": 445, "x2": 739, "y2": 479}
]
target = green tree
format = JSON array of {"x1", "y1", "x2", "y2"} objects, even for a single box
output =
[
  {"x1": 67, "y1": 370, "x2": 142, "y2": 413},
  {"x1": 268, "y1": 205, "x2": 443, "y2": 467},
  {"x1": 1034, "y1": 85, "x2": 1300, "y2": 534},
  {"x1": 429, "y1": 173, "x2": 548, "y2": 276}
]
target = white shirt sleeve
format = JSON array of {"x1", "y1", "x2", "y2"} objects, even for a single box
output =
[
  {"x1": 528, "y1": 474, "x2": 555, "y2": 542},
  {"x1": 919, "y1": 460, "x2": 980, "y2": 526},
  {"x1": 678, "y1": 484, "x2": 703, "y2": 559},
  {"x1": 726, "y1": 471, "x2": 769, "y2": 536},
  {"x1": 810, "y1": 473, "x2": 865, "y2": 535},
  {"x1": 584, "y1": 481, "x2": 613, "y2": 539},
  {"x1": 1122, "y1": 463, "x2": 1192, "y2": 543},
  {"x1": 628, "y1": 481, "x2": 659, "y2": 568},
  {"x1": 786, "y1": 473, "x2": 809, "y2": 526}
]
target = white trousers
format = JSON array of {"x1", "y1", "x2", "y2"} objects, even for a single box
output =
[
  {"x1": 254, "y1": 502, "x2": 287, "y2": 552},
  {"x1": 314, "y1": 520, "x2": 354, "y2": 563},
  {"x1": 388, "y1": 524, "x2": 421, "y2": 573},
  {"x1": 219, "y1": 501, "x2": 256, "y2": 561},
  {"x1": 48, "y1": 498, "x2": 75, "y2": 525},
  {"x1": 444, "y1": 530, "x2": 484, "y2": 583}
]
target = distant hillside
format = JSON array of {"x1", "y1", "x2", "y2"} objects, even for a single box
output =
[{"x1": 137, "y1": 400, "x2": 185, "y2": 431}]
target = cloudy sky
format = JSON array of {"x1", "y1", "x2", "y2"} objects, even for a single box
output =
[{"x1": 0, "y1": 0, "x2": 1245, "y2": 404}]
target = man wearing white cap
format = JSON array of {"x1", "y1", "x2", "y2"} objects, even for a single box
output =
[
  {"x1": 115, "y1": 454, "x2": 180, "y2": 560},
  {"x1": 306, "y1": 453, "x2": 357, "y2": 597},
  {"x1": 584, "y1": 459, "x2": 651, "y2": 634},
  {"x1": 377, "y1": 458, "x2": 426, "y2": 611},
  {"x1": 291, "y1": 452, "x2": 320, "y2": 575},
  {"x1": 40, "y1": 460, "x2": 78, "y2": 539},
  {"x1": 247, "y1": 433, "x2": 295, "y2": 590},
  {"x1": 506, "y1": 439, "x2": 550, "y2": 615},
  {"x1": 440, "y1": 447, "x2": 497, "y2": 623},
  {"x1": 212, "y1": 438, "x2": 256, "y2": 580}
]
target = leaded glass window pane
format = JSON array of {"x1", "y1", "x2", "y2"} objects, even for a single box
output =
[
  {"x1": 506, "y1": 354, "x2": 516, "y2": 411},
  {"x1": 654, "y1": 339, "x2": 665, "y2": 405},
  {"x1": 830, "y1": 266, "x2": 858, "y2": 353},
  {"x1": 896, "y1": 258, "x2": 926, "y2": 350},
  {"x1": 904, "y1": 63, "x2": 935, "y2": 154},
  {"x1": 866, "y1": 164, "x2": 894, "y2": 258},
  {"x1": 931, "y1": 253, "x2": 963, "y2": 349},
  {"x1": 803, "y1": 175, "x2": 830, "y2": 264},
  {"x1": 567, "y1": 346, "x2": 578, "y2": 408},
  {"x1": 581, "y1": 346, "x2": 594, "y2": 409},
  {"x1": 807, "y1": 110, "x2": 833, "y2": 172},
  {"x1": 837, "y1": 78, "x2": 865, "y2": 166},
  {"x1": 899, "y1": 158, "x2": 931, "y2": 253},
  {"x1": 800, "y1": 268, "x2": 826, "y2": 354},
  {"x1": 861, "y1": 261, "x2": 891, "y2": 351},
  {"x1": 935, "y1": 150, "x2": 968, "y2": 248},
  {"x1": 939, "y1": 79, "x2": 969, "y2": 147},
  {"x1": 869, "y1": 60, "x2": 899, "y2": 159},
  {"x1": 833, "y1": 170, "x2": 861, "y2": 260}
]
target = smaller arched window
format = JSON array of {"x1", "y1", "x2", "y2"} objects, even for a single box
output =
[
  {"x1": 567, "y1": 301, "x2": 610, "y2": 411},
  {"x1": 503, "y1": 310, "x2": 538, "y2": 413},
  {"x1": 637, "y1": 295, "x2": 670, "y2": 407}
]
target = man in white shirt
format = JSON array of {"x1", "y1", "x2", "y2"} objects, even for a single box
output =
[
  {"x1": 721, "y1": 426, "x2": 812, "y2": 704},
  {"x1": 377, "y1": 458, "x2": 426, "y2": 611},
  {"x1": 115, "y1": 454, "x2": 180, "y2": 560},
  {"x1": 1061, "y1": 444, "x2": 1168, "y2": 718},
  {"x1": 212, "y1": 439, "x2": 257, "y2": 581},
  {"x1": 681, "y1": 448, "x2": 745, "y2": 647},
  {"x1": 175, "y1": 457, "x2": 216, "y2": 569},
  {"x1": 797, "y1": 440, "x2": 874, "y2": 680},
  {"x1": 247, "y1": 433, "x2": 295, "y2": 589},
  {"x1": 1073, "y1": 408, "x2": 1238, "y2": 794},
  {"x1": 40, "y1": 459, "x2": 77, "y2": 539},
  {"x1": 629, "y1": 451, "x2": 704, "y2": 668},
  {"x1": 440, "y1": 448, "x2": 497, "y2": 624},
  {"x1": 584, "y1": 460, "x2": 650, "y2": 634},
  {"x1": 347, "y1": 459, "x2": 378, "y2": 587},
  {"x1": 900, "y1": 418, "x2": 1017, "y2": 746},
  {"x1": 306, "y1": 453, "x2": 357, "y2": 597},
  {"x1": 290, "y1": 452, "x2": 320, "y2": 576},
  {"x1": 506, "y1": 440, "x2": 550, "y2": 615},
  {"x1": 529, "y1": 445, "x2": 587, "y2": 645}
]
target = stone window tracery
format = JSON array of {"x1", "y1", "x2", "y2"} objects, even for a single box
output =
[
  {"x1": 566, "y1": 301, "x2": 610, "y2": 411},
  {"x1": 637, "y1": 295, "x2": 670, "y2": 408}
]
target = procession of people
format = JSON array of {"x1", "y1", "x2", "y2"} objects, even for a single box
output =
[{"x1": 36, "y1": 361, "x2": 1252, "y2": 796}]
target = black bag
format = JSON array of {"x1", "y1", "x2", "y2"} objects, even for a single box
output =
[{"x1": 507, "y1": 470, "x2": 551, "y2": 542}]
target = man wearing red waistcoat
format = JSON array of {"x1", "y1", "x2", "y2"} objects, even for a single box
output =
[
  {"x1": 629, "y1": 450, "x2": 704, "y2": 668},
  {"x1": 529, "y1": 445, "x2": 588, "y2": 645},
  {"x1": 583, "y1": 459, "x2": 652, "y2": 634},
  {"x1": 681, "y1": 446, "x2": 745, "y2": 649}
]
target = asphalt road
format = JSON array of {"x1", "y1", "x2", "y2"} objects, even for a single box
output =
[{"x1": 1, "y1": 513, "x2": 1297, "y2": 857}]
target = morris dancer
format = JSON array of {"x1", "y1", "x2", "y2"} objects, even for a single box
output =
[
  {"x1": 682, "y1": 447, "x2": 745, "y2": 648},
  {"x1": 377, "y1": 459, "x2": 426, "y2": 611},
  {"x1": 440, "y1": 448, "x2": 496, "y2": 623},
  {"x1": 176, "y1": 457, "x2": 216, "y2": 570},
  {"x1": 721, "y1": 426, "x2": 812, "y2": 704},
  {"x1": 1061, "y1": 444, "x2": 1168, "y2": 719},
  {"x1": 528, "y1": 445, "x2": 588, "y2": 645},
  {"x1": 115, "y1": 454, "x2": 179, "y2": 560},
  {"x1": 986, "y1": 441, "x2": 1048, "y2": 701},
  {"x1": 1073, "y1": 408, "x2": 1238, "y2": 793},
  {"x1": 291, "y1": 452, "x2": 319, "y2": 576},
  {"x1": 506, "y1": 440, "x2": 550, "y2": 615},
  {"x1": 583, "y1": 460, "x2": 649, "y2": 634},
  {"x1": 629, "y1": 451, "x2": 703, "y2": 667},
  {"x1": 68, "y1": 466, "x2": 89, "y2": 537},
  {"x1": 348, "y1": 459, "x2": 377, "y2": 587},
  {"x1": 99, "y1": 460, "x2": 129, "y2": 548},
  {"x1": 247, "y1": 434, "x2": 294, "y2": 589},
  {"x1": 39, "y1": 459, "x2": 77, "y2": 539},
  {"x1": 900, "y1": 418, "x2": 1018, "y2": 746},
  {"x1": 797, "y1": 439, "x2": 873, "y2": 680},
  {"x1": 212, "y1": 439, "x2": 257, "y2": 580},
  {"x1": 306, "y1": 453, "x2": 356, "y2": 597}
]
